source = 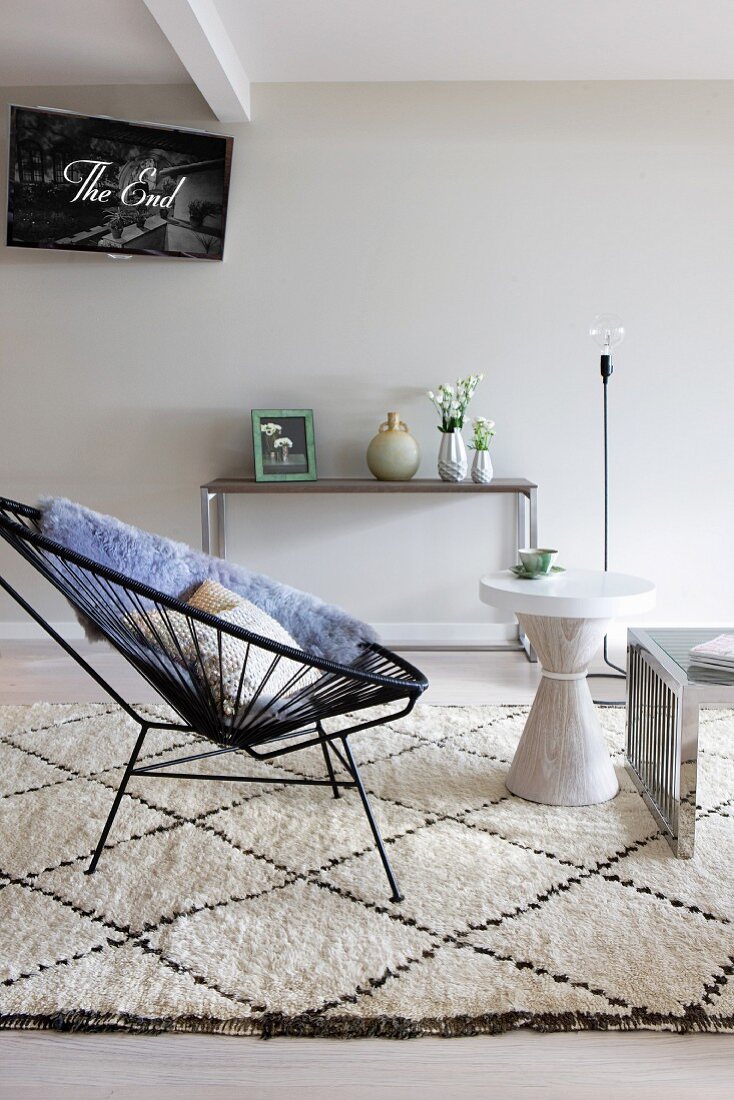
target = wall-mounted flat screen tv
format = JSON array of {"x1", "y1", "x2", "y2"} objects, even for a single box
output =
[{"x1": 6, "y1": 105, "x2": 233, "y2": 260}]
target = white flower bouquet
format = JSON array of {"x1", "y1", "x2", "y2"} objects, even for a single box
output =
[
  {"x1": 468, "y1": 416, "x2": 496, "y2": 451},
  {"x1": 426, "y1": 374, "x2": 484, "y2": 433}
]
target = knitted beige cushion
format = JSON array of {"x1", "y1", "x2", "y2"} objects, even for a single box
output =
[
  {"x1": 187, "y1": 579, "x2": 242, "y2": 615},
  {"x1": 129, "y1": 580, "x2": 317, "y2": 715}
]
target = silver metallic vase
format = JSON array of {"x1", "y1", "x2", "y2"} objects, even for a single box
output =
[
  {"x1": 471, "y1": 449, "x2": 494, "y2": 484},
  {"x1": 437, "y1": 429, "x2": 468, "y2": 482}
]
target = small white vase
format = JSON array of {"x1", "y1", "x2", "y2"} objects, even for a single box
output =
[
  {"x1": 471, "y1": 449, "x2": 494, "y2": 484},
  {"x1": 437, "y1": 429, "x2": 468, "y2": 482}
]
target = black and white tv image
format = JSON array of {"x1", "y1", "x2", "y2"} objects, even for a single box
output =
[{"x1": 6, "y1": 105, "x2": 233, "y2": 259}]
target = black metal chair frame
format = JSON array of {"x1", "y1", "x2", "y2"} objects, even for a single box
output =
[{"x1": 0, "y1": 498, "x2": 427, "y2": 901}]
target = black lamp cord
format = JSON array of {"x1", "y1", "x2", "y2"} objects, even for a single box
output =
[{"x1": 588, "y1": 355, "x2": 626, "y2": 703}]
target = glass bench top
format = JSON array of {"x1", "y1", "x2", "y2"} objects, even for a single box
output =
[{"x1": 645, "y1": 628, "x2": 734, "y2": 684}]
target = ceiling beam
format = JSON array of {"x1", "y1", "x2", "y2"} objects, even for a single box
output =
[{"x1": 143, "y1": 0, "x2": 250, "y2": 123}]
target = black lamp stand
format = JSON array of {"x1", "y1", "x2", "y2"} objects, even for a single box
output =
[{"x1": 589, "y1": 351, "x2": 626, "y2": 694}]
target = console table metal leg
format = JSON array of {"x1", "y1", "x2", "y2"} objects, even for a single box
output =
[
  {"x1": 216, "y1": 492, "x2": 227, "y2": 559},
  {"x1": 516, "y1": 489, "x2": 526, "y2": 560},
  {"x1": 519, "y1": 630, "x2": 537, "y2": 662},
  {"x1": 528, "y1": 486, "x2": 538, "y2": 547},
  {"x1": 200, "y1": 488, "x2": 213, "y2": 555},
  {"x1": 516, "y1": 488, "x2": 538, "y2": 663},
  {"x1": 201, "y1": 490, "x2": 226, "y2": 558}
]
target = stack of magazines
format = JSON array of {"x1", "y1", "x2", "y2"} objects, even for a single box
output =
[{"x1": 689, "y1": 634, "x2": 734, "y2": 673}]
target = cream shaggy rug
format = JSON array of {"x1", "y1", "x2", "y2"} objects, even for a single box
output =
[{"x1": 1, "y1": 702, "x2": 734, "y2": 1038}]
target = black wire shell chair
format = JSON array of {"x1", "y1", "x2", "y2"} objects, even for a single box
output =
[{"x1": 0, "y1": 498, "x2": 427, "y2": 901}]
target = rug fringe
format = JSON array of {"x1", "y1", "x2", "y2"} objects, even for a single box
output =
[{"x1": 1, "y1": 1008, "x2": 732, "y2": 1040}]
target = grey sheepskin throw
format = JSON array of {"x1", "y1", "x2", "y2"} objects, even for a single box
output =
[{"x1": 39, "y1": 497, "x2": 377, "y2": 664}]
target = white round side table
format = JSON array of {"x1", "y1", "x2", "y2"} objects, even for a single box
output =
[{"x1": 479, "y1": 569, "x2": 656, "y2": 806}]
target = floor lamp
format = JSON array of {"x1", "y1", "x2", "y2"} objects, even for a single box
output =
[{"x1": 588, "y1": 313, "x2": 627, "y2": 690}]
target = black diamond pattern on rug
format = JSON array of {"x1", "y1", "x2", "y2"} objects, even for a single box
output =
[{"x1": 1, "y1": 701, "x2": 734, "y2": 1038}]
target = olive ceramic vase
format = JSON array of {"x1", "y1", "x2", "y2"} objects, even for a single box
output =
[{"x1": 366, "y1": 412, "x2": 421, "y2": 481}]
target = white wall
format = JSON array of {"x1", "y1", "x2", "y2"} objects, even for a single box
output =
[{"x1": 1, "y1": 81, "x2": 732, "y2": 643}]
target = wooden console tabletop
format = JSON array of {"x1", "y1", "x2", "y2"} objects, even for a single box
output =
[{"x1": 202, "y1": 477, "x2": 536, "y2": 495}]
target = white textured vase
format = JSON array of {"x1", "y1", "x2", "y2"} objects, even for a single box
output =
[
  {"x1": 437, "y1": 429, "x2": 468, "y2": 482},
  {"x1": 471, "y1": 449, "x2": 494, "y2": 484}
]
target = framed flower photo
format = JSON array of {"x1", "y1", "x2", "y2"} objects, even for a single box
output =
[{"x1": 251, "y1": 409, "x2": 317, "y2": 482}]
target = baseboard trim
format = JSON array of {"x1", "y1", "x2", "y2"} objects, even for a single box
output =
[
  {"x1": 0, "y1": 619, "x2": 517, "y2": 649},
  {"x1": 373, "y1": 622, "x2": 518, "y2": 648},
  {"x1": 2, "y1": 619, "x2": 726, "y2": 652}
]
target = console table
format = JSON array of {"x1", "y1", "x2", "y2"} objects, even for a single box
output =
[{"x1": 200, "y1": 477, "x2": 538, "y2": 659}]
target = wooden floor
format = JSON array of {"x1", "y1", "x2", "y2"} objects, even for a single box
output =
[
  {"x1": 2, "y1": 640, "x2": 732, "y2": 1100},
  {"x1": 0, "y1": 639, "x2": 627, "y2": 707}
]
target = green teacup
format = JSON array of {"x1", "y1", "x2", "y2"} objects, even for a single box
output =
[{"x1": 518, "y1": 547, "x2": 558, "y2": 576}]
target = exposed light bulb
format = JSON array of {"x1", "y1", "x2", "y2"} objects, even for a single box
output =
[{"x1": 589, "y1": 314, "x2": 625, "y2": 355}]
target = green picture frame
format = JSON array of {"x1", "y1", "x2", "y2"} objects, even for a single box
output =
[{"x1": 251, "y1": 409, "x2": 317, "y2": 482}]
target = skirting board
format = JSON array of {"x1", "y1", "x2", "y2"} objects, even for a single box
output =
[
  {"x1": 373, "y1": 622, "x2": 518, "y2": 649},
  {"x1": 0, "y1": 621, "x2": 725, "y2": 650},
  {"x1": 0, "y1": 620, "x2": 518, "y2": 649}
]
